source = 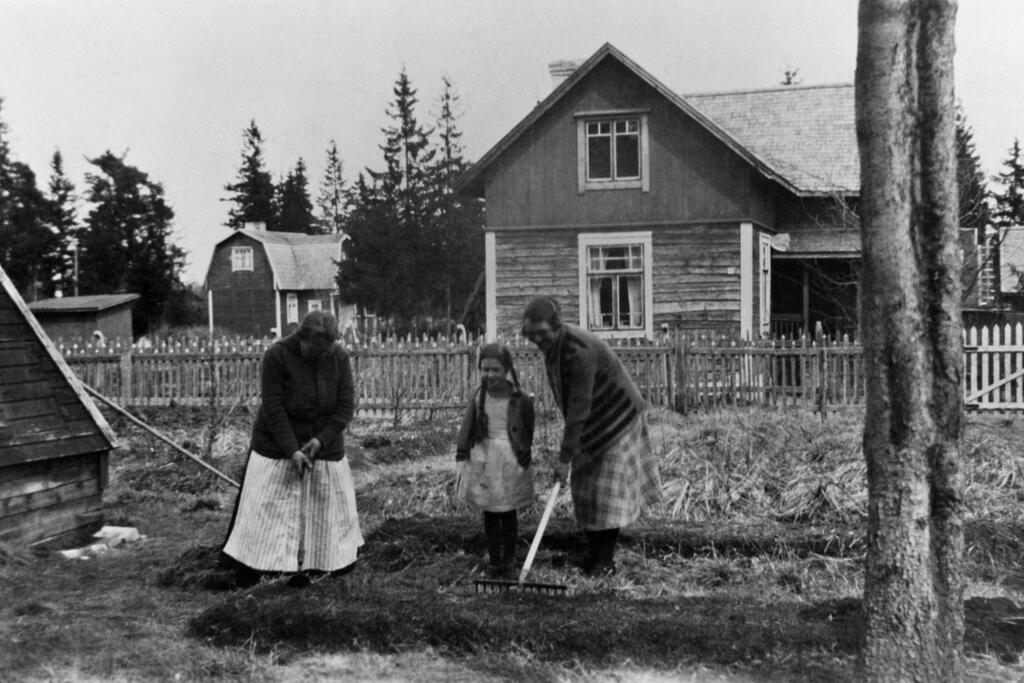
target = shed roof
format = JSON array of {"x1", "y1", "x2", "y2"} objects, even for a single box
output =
[
  {"x1": 455, "y1": 43, "x2": 858, "y2": 198},
  {"x1": 215, "y1": 229, "x2": 344, "y2": 291},
  {"x1": 0, "y1": 266, "x2": 117, "y2": 464},
  {"x1": 28, "y1": 293, "x2": 140, "y2": 313},
  {"x1": 775, "y1": 229, "x2": 862, "y2": 258}
]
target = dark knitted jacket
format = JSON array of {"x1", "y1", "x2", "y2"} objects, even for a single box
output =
[
  {"x1": 543, "y1": 325, "x2": 646, "y2": 463},
  {"x1": 249, "y1": 333, "x2": 355, "y2": 460},
  {"x1": 455, "y1": 382, "x2": 535, "y2": 466}
]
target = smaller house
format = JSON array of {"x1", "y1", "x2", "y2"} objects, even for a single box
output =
[
  {"x1": 27, "y1": 293, "x2": 140, "y2": 345},
  {"x1": 0, "y1": 265, "x2": 117, "y2": 546},
  {"x1": 205, "y1": 225, "x2": 354, "y2": 337}
]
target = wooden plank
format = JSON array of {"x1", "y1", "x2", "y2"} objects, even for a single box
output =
[
  {"x1": 0, "y1": 493, "x2": 104, "y2": 544},
  {"x1": 0, "y1": 453, "x2": 98, "y2": 498},
  {"x1": 1, "y1": 478, "x2": 101, "y2": 517},
  {"x1": 0, "y1": 435, "x2": 111, "y2": 467}
]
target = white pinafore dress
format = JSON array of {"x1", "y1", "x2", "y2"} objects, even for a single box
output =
[{"x1": 457, "y1": 393, "x2": 534, "y2": 512}]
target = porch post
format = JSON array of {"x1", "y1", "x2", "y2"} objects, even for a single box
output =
[
  {"x1": 802, "y1": 267, "x2": 810, "y2": 336},
  {"x1": 740, "y1": 222, "x2": 753, "y2": 339},
  {"x1": 485, "y1": 231, "x2": 497, "y2": 341}
]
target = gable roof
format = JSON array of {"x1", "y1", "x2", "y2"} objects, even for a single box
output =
[
  {"x1": 685, "y1": 84, "x2": 857, "y2": 195},
  {"x1": 0, "y1": 265, "x2": 117, "y2": 461},
  {"x1": 28, "y1": 293, "x2": 140, "y2": 313},
  {"x1": 455, "y1": 42, "x2": 858, "y2": 198},
  {"x1": 212, "y1": 229, "x2": 344, "y2": 291}
]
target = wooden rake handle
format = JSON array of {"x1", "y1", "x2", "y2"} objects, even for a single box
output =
[{"x1": 518, "y1": 481, "x2": 561, "y2": 586}]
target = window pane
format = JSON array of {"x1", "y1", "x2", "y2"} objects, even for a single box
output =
[
  {"x1": 588, "y1": 137, "x2": 611, "y2": 179},
  {"x1": 615, "y1": 133, "x2": 640, "y2": 178},
  {"x1": 589, "y1": 276, "x2": 614, "y2": 329},
  {"x1": 620, "y1": 275, "x2": 643, "y2": 328}
]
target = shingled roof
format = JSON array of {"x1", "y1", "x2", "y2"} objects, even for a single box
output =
[
  {"x1": 455, "y1": 43, "x2": 859, "y2": 198},
  {"x1": 27, "y1": 293, "x2": 140, "y2": 313},
  {"x1": 685, "y1": 84, "x2": 858, "y2": 195},
  {"x1": 230, "y1": 229, "x2": 343, "y2": 291}
]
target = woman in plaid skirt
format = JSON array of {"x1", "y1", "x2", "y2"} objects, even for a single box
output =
[{"x1": 522, "y1": 297, "x2": 661, "y2": 576}]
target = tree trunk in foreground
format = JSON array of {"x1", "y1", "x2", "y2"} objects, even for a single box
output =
[{"x1": 856, "y1": 0, "x2": 964, "y2": 680}]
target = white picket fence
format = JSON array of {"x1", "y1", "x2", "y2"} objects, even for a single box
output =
[{"x1": 964, "y1": 324, "x2": 1024, "y2": 411}]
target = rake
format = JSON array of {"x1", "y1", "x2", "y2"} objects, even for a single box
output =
[{"x1": 474, "y1": 481, "x2": 568, "y2": 595}]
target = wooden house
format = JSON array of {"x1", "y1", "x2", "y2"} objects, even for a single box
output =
[
  {"x1": 455, "y1": 43, "x2": 994, "y2": 340},
  {"x1": 205, "y1": 226, "x2": 355, "y2": 337},
  {"x1": 0, "y1": 265, "x2": 117, "y2": 546},
  {"x1": 28, "y1": 293, "x2": 140, "y2": 345}
]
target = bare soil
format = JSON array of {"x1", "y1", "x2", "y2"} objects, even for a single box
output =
[{"x1": 2, "y1": 406, "x2": 1023, "y2": 681}]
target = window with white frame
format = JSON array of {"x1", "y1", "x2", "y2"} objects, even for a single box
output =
[
  {"x1": 576, "y1": 112, "x2": 649, "y2": 193},
  {"x1": 759, "y1": 235, "x2": 772, "y2": 336},
  {"x1": 578, "y1": 232, "x2": 653, "y2": 338},
  {"x1": 307, "y1": 299, "x2": 323, "y2": 313},
  {"x1": 231, "y1": 246, "x2": 253, "y2": 271},
  {"x1": 286, "y1": 293, "x2": 298, "y2": 324}
]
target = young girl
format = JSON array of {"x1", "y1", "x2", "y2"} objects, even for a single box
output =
[{"x1": 455, "y1": 343, "x2": 535, "y2": 577}]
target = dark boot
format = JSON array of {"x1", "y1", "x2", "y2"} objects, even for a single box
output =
[
  {"x1": 500, "y1": 510, "x2": 519, "y2": 570},
  {"x1": 583, "y1": 528, "x2": 619, "y2": 577},
  {"x1": 483, "y1": 512, "x2": 503, "y2": 569}
]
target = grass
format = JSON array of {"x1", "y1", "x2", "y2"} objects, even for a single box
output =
[{"x1": 2, "y1": 404, "x2": 1024, "y2": 681}]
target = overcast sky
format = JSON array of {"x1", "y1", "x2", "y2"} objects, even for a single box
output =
[{"x1": 2, "y1": 0, "x2": 1022, "y2": 284}]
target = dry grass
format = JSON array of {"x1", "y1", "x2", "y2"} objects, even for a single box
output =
[{"x1": 3, "y1": 405, "x2": 1024, "y2": 681}]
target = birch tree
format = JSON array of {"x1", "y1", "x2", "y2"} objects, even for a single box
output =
[{"x1": 856, "y1": 0, "x2": 963, "y2": 679}]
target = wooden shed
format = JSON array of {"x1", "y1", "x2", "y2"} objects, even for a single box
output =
[
  {"x1": 0, "y1": 265, "x2": 117, "y2": 546},
  {"x1": 28, "y1": 293, "x2": 140, "y2": 345}
]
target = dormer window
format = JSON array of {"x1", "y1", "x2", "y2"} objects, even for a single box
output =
[
  {"x1": 231, "y1": 246, "x2": 253, "y2": 271},
  {"x1": 576, "y1": 111, "x2": 650, "y2": 193}
]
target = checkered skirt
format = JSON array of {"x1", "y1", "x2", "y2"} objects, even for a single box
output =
[
  {"x1": 570, "y1": 415, "x2": 662, "y2": 530},
  {"x1": 223, "y1": 452, "x2": 363, "y2": 572}
]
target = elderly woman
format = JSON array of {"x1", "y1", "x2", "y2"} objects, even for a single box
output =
[
  {"x1": 522, "y1": 296, "x2": 661, "y2": 576},
  {"x1": 220, "y1": 310, "x2": 362, "y2": 587}
]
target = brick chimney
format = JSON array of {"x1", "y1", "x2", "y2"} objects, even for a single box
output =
[{"x1": 549, "y1": 60, "x2": 584, "y2": 89}]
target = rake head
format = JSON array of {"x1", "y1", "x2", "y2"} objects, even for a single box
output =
[{"x1": 474, "y1": 578, "x2": 568, "y2": 595}]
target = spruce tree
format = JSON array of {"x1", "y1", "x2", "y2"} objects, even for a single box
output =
[
  {"x1": 344, "y1": 69, "x2": 437, "y2": 329},
  {"x1": 955, "y1": 106, "x2": 990, "y2": 230},
  {"x1": 223, "y1": 120, "x2": 276, "y2": 230},
  {"x1": 992, "y1": 139, "x2": 1024, "y2": 298},
  {"x1": 81, "y1": 151, "x2": 185, "y2": 336},
  {"x1": 275, "y1": 158, "x2": 316, "y2": 234},
  {"x1": 428, "y1": 76, "x2": 484, "y2": 330},
  {"x1": 45, "y1": 150, "x2": 80, "y2": 296},
  {"x1": 317, "y1": 140, "x2": 347, "y2": 235},
  {"x1": 992, "y1": 139, "x2": 1024, "y2": 229}
]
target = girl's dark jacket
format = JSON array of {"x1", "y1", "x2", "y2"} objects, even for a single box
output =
[
  {"x1": 455, "y1": 383, "x2": 535, "y2": 467},
  {"x1": 249, "y1": 333, "x2": 355, "y2": 460}
]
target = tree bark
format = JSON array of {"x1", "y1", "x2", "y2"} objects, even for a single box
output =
[{"x1": 856, "y1": 0, "x2": 963, "y2": 680}]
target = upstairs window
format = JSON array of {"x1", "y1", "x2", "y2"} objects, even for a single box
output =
[
  {"x1": 231, "y1": 246, "x2": 253, "y2": 271},
  {"x1": 577, "y1": 111, "x2": 649, "y2": 193}
]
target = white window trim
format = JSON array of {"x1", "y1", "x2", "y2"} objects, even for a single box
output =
[
  {"x1": 576, "y1": 111, "x2": 650, "y2": 194},
  {"x1": 759, "y1": 233, "x2": 772, "y2": 337},
  {"x1": 286, "y1": 293, "x2": 299, "y2": 324},
  {"x1": 307, "y1": 299, "x2": 323, "y2": 313},
  {"x1": 577, "y1": 231, "x2": 654, "y2": 340},
  {"x1": 740, "y1": 223, "x2": 753, "y2": 339},
  {"x1": 231, "y1": 246, "x2": 253, "y2": 272}
]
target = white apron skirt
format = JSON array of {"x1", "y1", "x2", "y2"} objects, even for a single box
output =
[
  {"x1": 456, "y1": 436, "x2": 534, "y2": 512},
  {"x1": 223, "y1": 451, "x2": 363, "y2": 572}
]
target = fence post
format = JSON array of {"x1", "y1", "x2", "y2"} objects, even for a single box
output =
[
  {"x1": 818, "y1": 344, "x2": 828, "y2": 422},
  {"x1": 119, "y1": 349, "x2": 133, "y2": 405}
]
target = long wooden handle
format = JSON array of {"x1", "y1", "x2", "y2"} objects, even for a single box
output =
[
  {"x1": 518, "y1": 481, "x2": 561, "y2": 585},
  {"x1": 83, "y1": 383, "x2": 240, "y2": 488},
  {"x1": 297, "y1": 470, "x2": 311, "y2": 569}
]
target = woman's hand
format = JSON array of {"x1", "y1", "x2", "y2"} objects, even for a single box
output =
[
  {"x1": 301, "y1": 437, "x2": 322, "y2": 459},
  {"x1": 552, "y1": 460, "x2": 570, "y2": 485},
  {"x1": 290, "y1": 450, "x2": 312, "y2": 477}
]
